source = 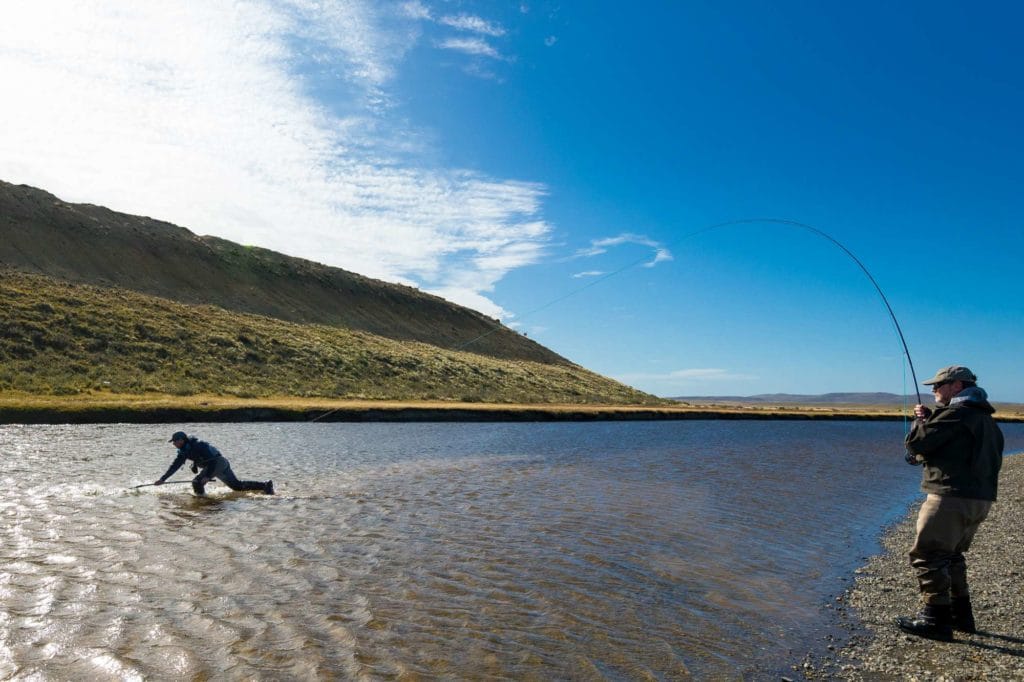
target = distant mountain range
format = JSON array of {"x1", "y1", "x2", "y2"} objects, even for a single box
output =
[{"x1": 673, "y1": 392, "x2": 1022, "y2": 407}]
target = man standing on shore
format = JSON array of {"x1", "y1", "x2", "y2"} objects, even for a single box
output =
[
  {"x1": 156, "y1": 431, "x2": 275, "y2": 497},
  {"x1": 897, "y1": 365, "x2": 1003, "y2": 640}
]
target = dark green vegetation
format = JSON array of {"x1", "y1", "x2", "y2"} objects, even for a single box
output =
[{"x1": 0, "y1": 268, "x2": 661, "y2": 405}]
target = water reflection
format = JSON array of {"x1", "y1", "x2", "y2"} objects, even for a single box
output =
[{"x1": 1, "y1": 421, "x2": 1022, "y2": 679}]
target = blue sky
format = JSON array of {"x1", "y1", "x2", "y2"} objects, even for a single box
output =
[{"x1": 2, "y1": 2, "x2": 1021, "y2": 401}]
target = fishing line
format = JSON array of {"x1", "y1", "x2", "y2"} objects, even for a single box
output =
[
  {"x1": 455, "y1": 217, "x2": 921, "y2": 405},
  {"x1": 453, "y1": 247, "x2": 673, "y2": 352}
]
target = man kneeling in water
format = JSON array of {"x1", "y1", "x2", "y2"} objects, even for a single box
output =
[{"x1": 155, "y1": 431, "x2": 274, "y2": 496}]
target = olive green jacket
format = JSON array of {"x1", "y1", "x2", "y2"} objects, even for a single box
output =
[{"x1": 905, "y1": 388, "x2": 1004, "y2": 501}]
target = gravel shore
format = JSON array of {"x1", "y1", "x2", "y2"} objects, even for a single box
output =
[{"x1": 801, "y1": 452, "x2": 1024, "y2": 680}]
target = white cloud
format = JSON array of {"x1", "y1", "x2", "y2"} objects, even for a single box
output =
[
  {"x1": 572, "y1": 270, "x2": 606, "y2": 278},
  {"x1": 284, "y1": 0, "x2": 400, "y2": 89},
  {"x1": 406, "y1": 5, "x2": 511, "y2": 77},
  {"x1": 0, "y1": 1, "x2": 547, "y2": 315},
  {"x1": 440, "y1": 14, "x2": 506, "y2": 37},
  {"x1": 438, "y1": 37, "x2": 502, "y2": 59},
  {"x1": 645, "y1": 247, "x2": 673, "y2": 268},
  {"x1": 574, "y1": 233, "x2": 673, "y2": 268},
  {"x1": 400, "y1": 1, "x2": 432, "y2": 20}
]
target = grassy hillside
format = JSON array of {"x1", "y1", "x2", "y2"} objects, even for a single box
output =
[
  {"x1": 0, "y1": 180, "x2": 565, "y2": 364},
  {"x1": 0, "y1": 269, "x2": 663, "y2": 405}
]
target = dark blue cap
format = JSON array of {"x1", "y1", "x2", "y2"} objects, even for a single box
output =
[{"x1": 169, "y1": 431, "x2": 188, "y2": 443}]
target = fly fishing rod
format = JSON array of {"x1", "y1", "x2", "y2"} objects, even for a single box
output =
[
  {"x1": 130, "y1": 480, "x2": 193, "y2": 489},
  {"x1": 692, "y1": 218, "x2": 921, "y2": 404}
]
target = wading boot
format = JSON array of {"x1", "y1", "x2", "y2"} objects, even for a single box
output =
[
  {"x1": 895, "y1": 604, "x2": 953, "y2": 641},
  {"x1": 951, "y1": 597, "x2": 977, "y2": 633},
  {"x1": 192, "y1": 480, "x2": 206, "y2": 496}
]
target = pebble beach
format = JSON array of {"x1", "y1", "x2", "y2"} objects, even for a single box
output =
[{"x1": 802, "y1": 452, "x2": 1024, "y2": 680}]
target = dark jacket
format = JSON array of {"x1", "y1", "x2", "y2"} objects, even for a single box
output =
[
  {"x1": 159, "y1": 437, "x2": 224, "y2": 482},
  {"x1": 905, "y1": 387, "x2": 1004, "y2": 501}
]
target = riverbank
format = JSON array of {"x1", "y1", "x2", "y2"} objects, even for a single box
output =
[
  {"x1": 4, "y1": 392, "x2": 1024, "y2": 424},
  {"x1": 801, "y1": 452, "x2": 1024, "y2": 680}
]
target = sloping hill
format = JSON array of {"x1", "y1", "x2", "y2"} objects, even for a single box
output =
[
  {"x1": 0, "y1": 269, "x2": 661, "y2": 404},
  {"x1": 0, "y1": 180, "x2": 564, "y2": 365}
]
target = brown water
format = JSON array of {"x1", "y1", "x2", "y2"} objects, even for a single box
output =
[{"x1": 3, "y1": 421, "x2": 1022, "y2": 680}]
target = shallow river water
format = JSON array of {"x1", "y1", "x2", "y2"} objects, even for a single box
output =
[{"x1": 2, "y1": 420, "x2": 1022, "y2": 680}]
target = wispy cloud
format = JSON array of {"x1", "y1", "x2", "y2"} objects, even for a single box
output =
[
  {"x1": 413, "y1": 7, "x2": 511, "y2": 71},
  {"x1": 572, "y1": 270, "x2": 606, "y2": 279},
  {"x1": 440, "y1": 14, "x2": 506, "y2": 37},
  {"x1": 400, "y1": 1, "x2": 432, "y2": 20},
  {"x1": 438, "y1": 37, "x2": 502, "y2": 59},
  {"x1": 0, "y1": 1, "x2": 543, "y2": 319},
  {"x1": 614, "y1": 368, "x2": 759, "y2": 393},
  {"x1": 574, "y1": 233, "x2": 673, "y2": 268}
]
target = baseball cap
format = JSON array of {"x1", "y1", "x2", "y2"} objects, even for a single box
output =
[{"x1": 922, "y1": 365, "x2": 977, "y2": 385}]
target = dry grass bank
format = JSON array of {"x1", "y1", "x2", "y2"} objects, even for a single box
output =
[
  {"x1": 7, "y1": 392, "x2": 1017, "y2": 424},
  {"x1": 0, "y1": 269, "x2": 659, "y2": 406}
]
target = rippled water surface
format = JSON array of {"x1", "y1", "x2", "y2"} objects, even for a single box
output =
[{"x1": 3, "y1": 420, "x2": 1023, "y2": 680}]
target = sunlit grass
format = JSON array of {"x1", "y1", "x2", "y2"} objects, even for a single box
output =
[{"x1": 0, "y1": 269, "x2": 665, "y2": 406}]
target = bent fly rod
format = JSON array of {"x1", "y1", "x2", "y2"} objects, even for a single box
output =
[
  {"x1": 694, "y1": 218, "x2": 921, "y2": 404},
  {"x1": 130, "y1": 480, "x2": 193, "y2": 489},
  {"x1": 451, "y1": 217, "x2": 922, "y2": 405}
]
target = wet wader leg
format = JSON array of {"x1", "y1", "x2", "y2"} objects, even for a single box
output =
[
  {"x1": 192, "y1": 463, "x2": 216, "y2": 496},
  {"x1": 215, "y1": 460, "x2": 268, "y2": 492}
]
